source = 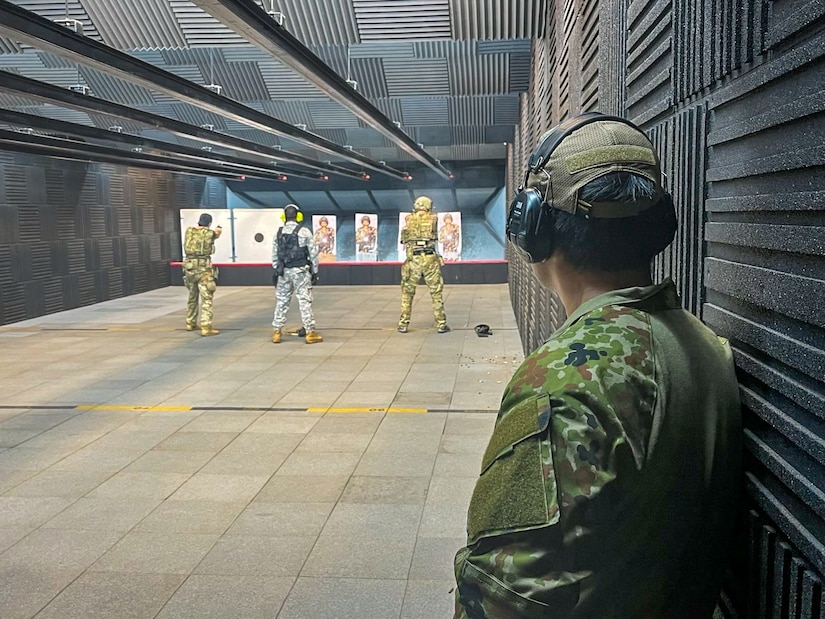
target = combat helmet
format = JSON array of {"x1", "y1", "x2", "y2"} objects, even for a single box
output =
[{"x1": 413, "y1": 196, "x2": 433, "y2": 212}]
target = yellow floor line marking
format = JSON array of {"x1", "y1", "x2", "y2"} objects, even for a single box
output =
[
  {"x1": 307, "y1": 407, "x2": 427, "y2": 414},
  {"x1": 75, "y1": 405, "x2": 192, "y2": 411}
]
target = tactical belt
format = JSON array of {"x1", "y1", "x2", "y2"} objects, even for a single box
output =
[{"x1": 412, "y1": 248, "x2": 435, "y2": 256}]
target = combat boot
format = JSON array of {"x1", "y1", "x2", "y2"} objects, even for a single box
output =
[
  {"x1": 186, "y1": 323, "x2": 197, "y2": 331},
  {"x1": 305, "y1": 330, "x2": 323, "y2": 344},
  {"x1": 397, "y1": 324, "x2": 408, "y2": 333},
  {"x1": 201, "y1": 326, "x2": 220, "y2": 336},
  {"x1": 271, "y1": 330, "x2": 282, "y2": 344},
  {"x1": 437, "y1": 324, "x2": 451, "y2": 333}
]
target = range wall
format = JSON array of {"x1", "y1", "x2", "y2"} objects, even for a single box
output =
[{"x1": 0, "y1": 152, "x2": 224, "y2": 325}]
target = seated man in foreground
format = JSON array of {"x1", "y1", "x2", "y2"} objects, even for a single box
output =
[{"x1": 454, "y1": 113, "x2": 742, "y2": 618}]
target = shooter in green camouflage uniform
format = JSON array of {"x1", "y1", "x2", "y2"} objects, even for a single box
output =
[
  {"x1": 397, "y1": 196, "x2": 450, "y2": 333},
  {"x1": 454, "y1": 115, "x2": 742, "y2": 618},
  {"x1": 183, "y1": 213, "x2": 222, "y2": 336}
]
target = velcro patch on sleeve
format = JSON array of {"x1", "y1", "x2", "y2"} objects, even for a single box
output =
[{"x1": 481, "y1": 395, "x2": 550, "y2": 474}]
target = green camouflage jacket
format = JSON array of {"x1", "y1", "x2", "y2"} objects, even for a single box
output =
[{"x1": 454, "y1": 280, "x2": 742, "y2": 619}]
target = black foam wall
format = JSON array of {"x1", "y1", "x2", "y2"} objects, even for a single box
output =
[{"x1": 0, "y1": 152, "x2": 224, "y2": 325}]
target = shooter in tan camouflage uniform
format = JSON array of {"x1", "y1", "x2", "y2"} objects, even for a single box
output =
[
  {"x1": 397, "y1": 196, "x2": 449, "y2": 333},
  {"x1": 183, "y1": 213, "x2": 221, "y2": 337}
]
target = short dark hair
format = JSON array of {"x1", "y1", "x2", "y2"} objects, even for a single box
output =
[
  {"x1": 198, "y1": 213, "x2": 212, "y2": 227},
  {"x1": 551, "y1": 172, "x2": 676, "y2": 271},
  {"x1": 284, "y1": 205, "x2": 299, "y2": 221}
]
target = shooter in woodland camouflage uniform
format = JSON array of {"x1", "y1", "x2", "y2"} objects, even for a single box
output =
[
  {"x1": 454, "y1": 114, "x2": 742, "y2": 618},
  {"x1": 183, "y1": 213, "x2": 222, "y2": 336},
  {"x1": 397, "y1": 196, "x2": 449, "y2": 333}
]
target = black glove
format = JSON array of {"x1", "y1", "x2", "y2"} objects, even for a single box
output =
[
  {"x1": 311, "y1": 272, "x2": 319, "y2": 285},
  {"x1": 271, "y1": 271, "x2": 278, "y2": 287}
]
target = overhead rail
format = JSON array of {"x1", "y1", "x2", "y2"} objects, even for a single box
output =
[
  {"x1": 0, "y1": 108, "x2": 324, "y2": 181},
  {"x1": 0, "y1": 129, "x2": 271, "y2": 180},
  {"x1": 0, "y1": 71, "x2": 367, "y2": 181},
  {"x1": 0, "y1": 0, "x2": 408, "y2": 179},
  {"x1": 191, "y1": 0, "x2": 452, "y2": 180}
]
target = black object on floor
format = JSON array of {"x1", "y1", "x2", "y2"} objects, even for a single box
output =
[{"x1": 475, "y1": 324, "x2": 493, "y2": 337}]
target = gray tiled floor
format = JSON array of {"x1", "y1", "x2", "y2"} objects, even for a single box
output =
[{"x1": 0, "y1": 285, "x2": 522, "y2": 618}]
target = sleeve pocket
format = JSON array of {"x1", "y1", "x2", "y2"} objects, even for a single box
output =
[{"x1": 467, "y1": 393, "x2": 558, "y2": 544}]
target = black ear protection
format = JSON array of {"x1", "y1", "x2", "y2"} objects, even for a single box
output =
[
  {"x1": 506, "y1": 112, "x2": 674, "y2": 264},
  {"x1": 281, "y1": 204, "x2": 304, "y2": 223}
]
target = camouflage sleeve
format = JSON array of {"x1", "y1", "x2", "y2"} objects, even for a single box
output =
[
  {"x1": 271, "y1": 229, "x2": 279, "y2": 269},
  {"x1": 300, "y1": 227, "x2": 320, "y2": 273},
  {"x1": 454, "y1": 305, "x2": 658, "y2": 618},
  {"x1": 454, "y1": 390, "x2": 644, "y2": 618}
]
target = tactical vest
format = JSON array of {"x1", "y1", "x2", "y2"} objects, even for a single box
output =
[
  {"x1": 184, "y1": 227, "x2": 215, "y2": 258},
  {"x1": 404, "y1": 212, "x2": 437, "y2": 247},
  {"x1": 277, "y1": 229, "x2": 310, "y2": 268}
]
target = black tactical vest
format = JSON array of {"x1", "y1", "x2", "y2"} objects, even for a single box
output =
[{"x1": 277, "y1": 229, "x2": 310, "y2": 269}]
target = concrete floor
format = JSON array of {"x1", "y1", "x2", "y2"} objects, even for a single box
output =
[{"x1": 0, "y1": 284, "x2": 523, "y2": 618}]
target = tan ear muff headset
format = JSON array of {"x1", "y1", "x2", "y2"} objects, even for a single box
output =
[{"x1": 506, "y1": 112, "x2": 673, "y2": 264}]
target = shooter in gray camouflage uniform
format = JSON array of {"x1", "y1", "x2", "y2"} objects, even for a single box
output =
[
  {"x1": 271, "y1": 204, "x2": 322, "y2": 344},
  {"x1": 454, "y1": 114, "x2": 742, "y2": 618}
]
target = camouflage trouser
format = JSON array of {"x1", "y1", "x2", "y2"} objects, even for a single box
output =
[
  {"x1": 184, "y1": 263, "x2": 216, "y2": 328},
  {"x1": 272, "y1": 266, "x2": 315, "y2": 331},
  {"x1": 399, "y1": 254, "x2": 446, "y2": 328}
]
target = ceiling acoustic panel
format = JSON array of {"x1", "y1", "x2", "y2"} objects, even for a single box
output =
[
  {"x1": 0, "y1": 50, "x2": 45, "y2": 70},
  {"x1": 80, "y1": 0, "x2": 186, "y2": 50},
  {"x1": 400, "y1": 97, "x2": 449, "y2": 126},
  {"x1": 450, "y1": 96, "x2": 496, "y2": 126},
  {"x1": 312, "y1": 45, "x2": 349, "y2": 79},
  {"x1": 493, "y1": 95, "x2": 520, "y2": 124},
  {"x1": 79, "y1": 68, "x2": 157, "y2": 106},
  {"x1": 383, "y1": 58, "x2": 449, "y2": 97},
  {"x1": 306, "y1": 100, "x2": 361, "y2": 129},
  {"x1": 349, "y1": 42, "x2": 415, "y2": 60},
  {"x1": 168, "y1": 103, "x2": 228, "y2": 130},
  {"x1": 448, "y1": 50, "x2": 508, "y2": 96},
  {"x1": 168, "y1": 0, "x2": 247, "y2": 47},
  {"x1": 0, "y1": 35, "x2": 22, "y2": 54},
  {"x1": 451, "y1": 125, "x2": 485, "y2": 144},
  {"x1": 12, "y1": 0, "x2": 102, "y2": 42},
  {"x1": 353, "y1": 0, "x2": 451, "y2": 41},
  {"x1": 260, "y1": 99, "x2": 313, "y2": 126},
  {"x1": 268, "y1": 0, "x2": 359, "y2": 47},
  {"x1": 208, "y1": 60, "x2": 269, "y2": 101},
  {"x1": 344, "y1": 128, "x2": 392, "y2": 148},
  {"x1": 350, "y1": 57, "x2": 388, "y2": 99},
  {"x1": 258, "y1": 61, "x2": 325, "y2": 99},
  {"x1": 37, "y1": 50, "x2": 76, "y2": 68},
  {"x1": 449, "y1": 0, "x2": 547, "y2": 40}
]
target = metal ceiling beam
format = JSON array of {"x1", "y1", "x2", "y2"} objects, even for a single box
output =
[
  {"x1": 0, "y1": 0, "x2": 408, "y2": 179},
  {"x1": 0, "y1": 70, "x2": 367, "y2": 181},
  {"x1": 190, "y1": 0, "x2": 452, "y2": 180},
  {"x1": 0, "y1": 108, "x2": 325, "y2": 181},
  {"x1": 0, "y1": 128, "x2": 288, "y2": 181},
  {"x1": 0, "y1": 136, "x2": 242, "y2": 180}
]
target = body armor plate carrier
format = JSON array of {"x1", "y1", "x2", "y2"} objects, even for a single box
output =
[{"x1": 276, "y1": 229, "x2": 310, "y2": 271}]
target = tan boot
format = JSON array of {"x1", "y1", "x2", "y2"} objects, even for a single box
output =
[
  {"x1": 305, "y1": 330, "x2": 323, "y2": 344},
  {"x1": 186, "y1": 323, "x2": 197, "y2": 331},
  {"x1": 271, "y1": 330, "x2": 282, "y2": 344},
  {"x1": 201, "y1": 326, "x2": 220, "y2": 337}
]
